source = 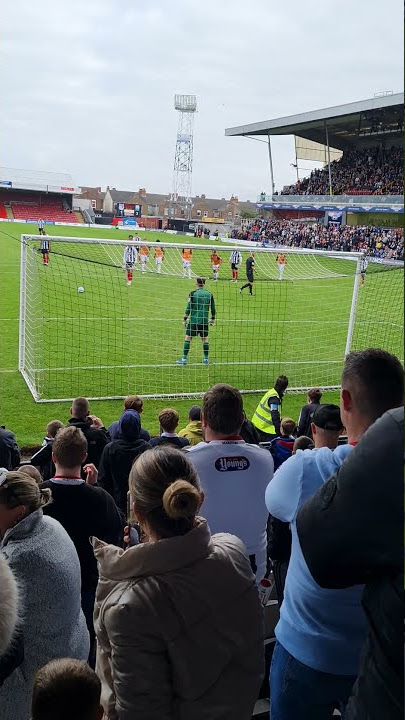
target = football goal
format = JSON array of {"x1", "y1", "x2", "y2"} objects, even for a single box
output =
[{"x1": 19, "y1": 235, "x2": 404, "y2": 402}]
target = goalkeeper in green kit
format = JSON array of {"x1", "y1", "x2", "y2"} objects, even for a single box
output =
[{"x1": 177, "y1": 277, "x2": 216, "y2": 365}]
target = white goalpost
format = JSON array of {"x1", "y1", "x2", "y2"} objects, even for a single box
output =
[{"x1": 18, "y1": 234, "x2": 403, "y2": 402}]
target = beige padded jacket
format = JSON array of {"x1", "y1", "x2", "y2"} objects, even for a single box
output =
[{"x1": 93, "y1": 520, "x2": 264, "y2": 720}]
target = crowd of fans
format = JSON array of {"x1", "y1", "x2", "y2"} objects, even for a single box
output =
[
  {"x1": 232, "y1": 220, "x2": 404, "y2": 260},
  {"x1": 0, "y1": 348, "x2": 403, "y2": 719},
  {"x1": 281, "y1": 146, "x2": 404, "y2": 196}
]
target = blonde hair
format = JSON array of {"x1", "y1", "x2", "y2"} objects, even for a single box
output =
[
  {"x1": 280, "y1": 417, "x2": 296, "y2": 436},
  {"x1": 0, "y1": 471, "x2": 51, "y2": 512},
  {"x1": 130, "y1": 446, "x2": 201, "y2": 538}
]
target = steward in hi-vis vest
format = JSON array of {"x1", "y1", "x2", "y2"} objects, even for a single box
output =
[{"x1": 252, "y1": 375, "x2": 289, "y2": 441}]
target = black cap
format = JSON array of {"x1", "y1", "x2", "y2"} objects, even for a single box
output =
[{"x1": 312, "y1": 404, "x2": 343, "y2": 431}]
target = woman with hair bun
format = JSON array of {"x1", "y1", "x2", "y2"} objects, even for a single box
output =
[
  {"x1": 0, "y1": 470, "x2": 89, "y2": 719},
  {"x1": 93, "y1": 446, "x2": 264, "y2": 720}
]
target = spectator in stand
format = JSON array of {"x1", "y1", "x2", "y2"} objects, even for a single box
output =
[
  {"x1": 32, "y1": 658, "x2": 103, "y2": 720},
  {"x1": 0, "y1": 426, "x2": 20, "y2": 471},
  {"x1": 0, "y1": 552, "x2": 18, "y2": 661},
  {"x1": 281, "y1": 146, "x2": 404, "y2": 196},
  {"x1": 188, "y1": 384, "x2": 273, "y2": 580},
  {"x1": 30, "y1": 419, "x2": 64, "y2": 481},
  {"x1": 231, "y1": 219, "x2": 403, "y2": 261},
  {"x1": 107, "y1": 395, "x2": 151, "y2": 442},
  {"x1": 267, "y1": 405, "x2": 341, "y2": 609},
  {"x1": 297, "y1": 407, "x2": 404, "y2": 720},
  {"x1": 178, "y1": 405, "x2": 203, "y2": 446},
  {"x1": 41, "y1": 426, "x2": 123, "y2": 668},
  {"x1": 270, "y1": 417, "x2": 296, "y2": 471},
  {"x1": 98, "y1": 410, "x2": 150, "y2": 515},
  {"x1": 251, "y1": 375, "x2": 289, "y2": 443},
  {"x1": 265, "y1": 350, "x2": 403, "y2": 720},
  {"x1": 150, "y1": 408, "x2": 190, "y2": 448},
  {"x1": 93, "y1": 446, "x2": 264, "y2": 720},
  {"x1": 240, "y1": 412, "x2": 261, "y2": 445},
  {"x1": 68, "y1": 397, "x2": 110, "y2": 470},
  {"x1": 297, "y1": 387, "x2": 323, "y2": 439},
  {"x1": 0, "y1": 470, "x2": 89, "y2": 719},
  {"x1": 292, "y1": 435, "x2": 314, "y2": 453},
  {"x1": 18, "y1": 464, "x2": 43, "y2": 484}
]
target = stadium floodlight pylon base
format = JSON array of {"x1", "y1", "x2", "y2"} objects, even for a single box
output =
[{"x1": 19, "y1": 235, "x2": 404, "y2": 403}]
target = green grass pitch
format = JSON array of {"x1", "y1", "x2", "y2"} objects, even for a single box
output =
[{"x1": 1, "y1": 222, "x2": 403, "y2": 447}]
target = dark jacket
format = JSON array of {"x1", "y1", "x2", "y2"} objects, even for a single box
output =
[
  {"x1": 296, "y1": 407, "x2": 404, "y2": 720},
  {"x1": 150, "y1": 435, "x2": 190, "y2": 448},
  {"x1": 42, "y1": 481, "x2": 124, "y2": 594},
  {"x1": 30, "y1": 443, "x2": 54, "y2": 482},
  {"x1": 108, "y1": 419, "x2": 150, "y2": 443},
  {"x1": 68, "y1": 417, "x2": 110, "y2": 470},
  {"x1": 0, "y1": 428, "x2": 20, "y2": 470},
  {"x1": 269, "y1": 435, "x2": 294, "y2": 471},
  {"x1": 240, "y1": 418, "x2": 261, "y2": 445},
  {"x1": 296, "y1": 401, "x2": 320, "y2": 438},
  {"x1": 98, "y1": 438, "x2": 150, "y2": 514}
]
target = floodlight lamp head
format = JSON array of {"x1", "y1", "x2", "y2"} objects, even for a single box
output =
[{"x1": 174, "y1": 94, "x2": 197, "y2": 112}]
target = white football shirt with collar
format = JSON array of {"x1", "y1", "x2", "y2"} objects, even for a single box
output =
[{"x1": 188, "y1": 439, "x2": 273, "y2": 580}]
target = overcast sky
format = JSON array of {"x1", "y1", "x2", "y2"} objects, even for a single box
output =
[{"x1": 1, "y1": 0, "x2": 403, "y2": 200}]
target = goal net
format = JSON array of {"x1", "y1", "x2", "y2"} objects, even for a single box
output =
[{"x1": 19, "y1": 235, "x2": 404, "y2": 402}]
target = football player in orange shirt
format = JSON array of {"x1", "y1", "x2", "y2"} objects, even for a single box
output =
[
  {"x1": 210, "y1": 250, "x2": 222, "y2": 281},
  {"x1": 276, "y1": 252, "x2": 287, "y2": 280},
  {"x1": 181, "y1": 248, "x2": 193, "y2": 278}
]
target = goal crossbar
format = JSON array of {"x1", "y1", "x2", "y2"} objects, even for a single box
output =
[{"x1": 22, "y1": 235, "x2": 363, "y2": 259}]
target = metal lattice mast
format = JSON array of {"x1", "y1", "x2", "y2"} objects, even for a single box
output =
[{"x1": 171, "y1": 95, "x2": 197, "y2": 220}]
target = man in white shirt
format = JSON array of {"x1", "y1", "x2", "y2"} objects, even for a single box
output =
[{"x1": 188, "y1": 383, "x2": 273, "y2": 580}]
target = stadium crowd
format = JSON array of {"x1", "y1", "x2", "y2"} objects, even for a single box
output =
[
  {"x1": 232, "y1": 220, "x2": 404, "y2": 260},
  {"x1": 281, "y1": 146, "x2": 404, "y2": 196},
  {"x1": 0, "y1": 348, "x2": 403, "y2": 720}
]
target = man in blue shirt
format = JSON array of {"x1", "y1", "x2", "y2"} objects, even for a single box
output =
[{"x1": 265, "y1": 348, "x2": 404, "y2": 720}]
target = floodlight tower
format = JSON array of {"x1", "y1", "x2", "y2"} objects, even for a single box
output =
[{"x1": 171, "y1": 94, "x2": 197, "y2": 220}]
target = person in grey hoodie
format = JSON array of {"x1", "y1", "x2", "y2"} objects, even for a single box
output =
[
  {"x1": 0, "y1": 470, "x2": 89, "y2": 720},
  {"x1": 93, "y1": 446, "x2": 264, "y2": 720}
]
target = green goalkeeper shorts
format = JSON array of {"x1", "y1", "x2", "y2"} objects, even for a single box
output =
[{"x1": 186, "y1": 323, "x2": 209, "y2": 338}]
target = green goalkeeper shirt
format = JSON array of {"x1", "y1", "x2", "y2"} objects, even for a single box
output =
[{"x1": 184, "y1": 288, "x2": 216, "y2": 326}]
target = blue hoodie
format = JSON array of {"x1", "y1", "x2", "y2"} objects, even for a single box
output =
[{"x1": 265, "y1": 445, "x2": 367, "y2": 676}]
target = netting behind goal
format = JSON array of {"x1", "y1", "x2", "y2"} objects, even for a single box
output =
[{"x1": 19, "y1": 235, "x2": 404, "y2": 401}]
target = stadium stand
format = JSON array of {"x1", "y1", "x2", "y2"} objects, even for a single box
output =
[
  {"x1": 281, "y1": 146, "x2": 403, "y2": 196},
  {"x1": 232, "y1": 220, "x2": 404, "y2": 260},
  {"x1": 1, "y1": 191, "x2": 78, "y2": 223}
]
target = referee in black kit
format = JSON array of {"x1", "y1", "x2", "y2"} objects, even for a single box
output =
[{"x1": 240, "y1": 251, "x2": 255, "y2": 295}]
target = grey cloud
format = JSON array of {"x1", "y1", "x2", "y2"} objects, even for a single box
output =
[{"x1": 1, "y1": 0, "x2": 402, "y2": 198}]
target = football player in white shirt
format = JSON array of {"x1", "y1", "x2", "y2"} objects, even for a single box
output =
[
  {"x1": 123, "y1": 236, "x2": 138, "y2": 285},
  {"x1": 230, "y1": 250, "x2": 242, "y2": 283},
  {"x1": 187, "y1": 383, "x2": 273, "y2": 580}
]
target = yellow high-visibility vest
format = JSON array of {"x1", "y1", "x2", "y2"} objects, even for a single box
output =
[{"x1": 252, "y1": 387, "x2": 280, "y2": 435}]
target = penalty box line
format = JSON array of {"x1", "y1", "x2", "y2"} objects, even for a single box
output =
[{"x1": 19, "y1": 359, "x2": 344, "y2": 373}]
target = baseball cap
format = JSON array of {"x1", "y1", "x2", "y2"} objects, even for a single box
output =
[{"x1": 312, "y1": 404, "x2": 343, "y2": 431}]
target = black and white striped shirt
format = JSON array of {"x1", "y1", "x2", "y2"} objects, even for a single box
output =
[
  {"x1": 40, "y1": 238, "x2": 50, "y2": 251},
  {"x1": 230, "y1": 250, "x2": 242, "y2": 265},
  {"x1": 360, "y1": 257, "x2": 368, "y2": 273},
  {"x1": 123, "y1": 246, "x2": 138, "y2": 265}
]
